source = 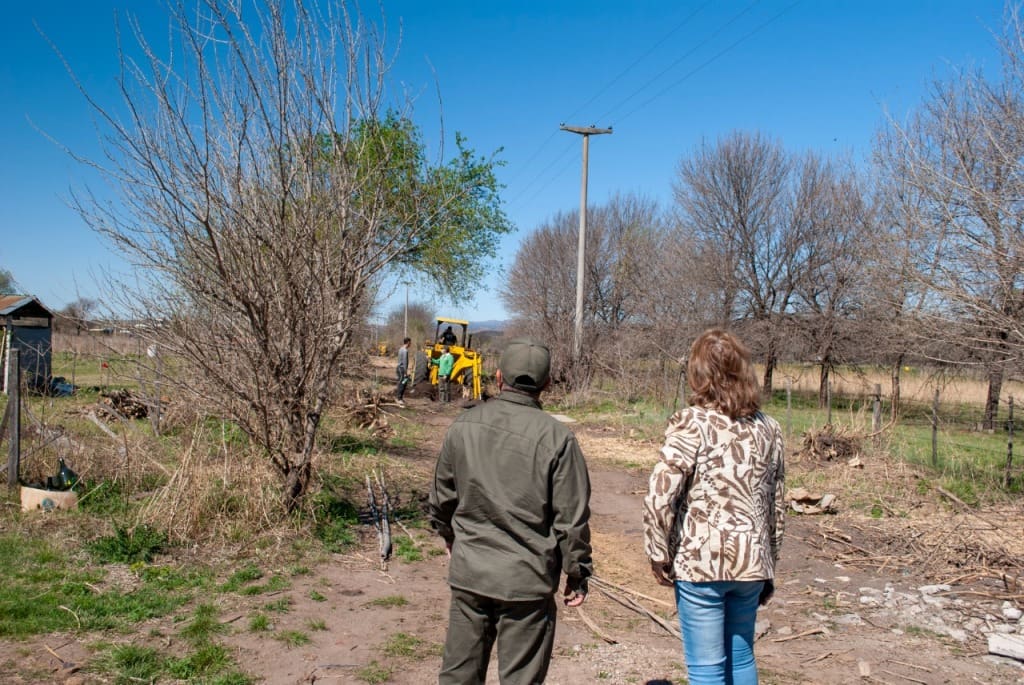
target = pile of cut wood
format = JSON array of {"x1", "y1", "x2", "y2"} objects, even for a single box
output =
[{"x1": 98, "y1": 389, "x2": 149, "y2": 419}]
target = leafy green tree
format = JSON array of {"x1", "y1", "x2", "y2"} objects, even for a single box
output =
[
  {"x1": 64, "y1": 0, "x2": 510, "y2": 513},
  {"x1": 0, "y1": 268, "x2": 15, "y2": 294},
  {"x1": 344, "y1": 114, "x2": 512, "y2": 299}
]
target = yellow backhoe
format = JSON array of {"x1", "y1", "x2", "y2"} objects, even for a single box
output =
[{"x1": 424, "y1": 317, "x2": 483, "y2": 400}]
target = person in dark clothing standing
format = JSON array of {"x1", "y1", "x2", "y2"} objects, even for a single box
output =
[
  {"x1": 428, "y1": 338, "x2": 592, "y2": 684},
  {"x1": 395, "y1": 337, "x2": 411, "y2": 407}
]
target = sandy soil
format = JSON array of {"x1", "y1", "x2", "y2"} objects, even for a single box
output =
[{"x1": 7, "y1": 388, "x2": 1024, "y2": 685}]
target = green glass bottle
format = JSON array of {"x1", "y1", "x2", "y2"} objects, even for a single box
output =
[{"x1": 57, "y1": 458, "x2": 78, "y2": 491}]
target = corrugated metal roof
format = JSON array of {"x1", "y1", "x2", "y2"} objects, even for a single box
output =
[{"x1": 0, "y1": 296, "x2": 53, "y2": 318}]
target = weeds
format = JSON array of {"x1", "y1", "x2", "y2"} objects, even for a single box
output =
[
  {"x1": 248, "y1": 613, "x2": 271, "y2": 632},
  {"x1": 382, "y1": 632, "x2": 425, "y2": 658},
  {"x1": 88, "y1": 525, "x2": 168, "y2": 564},
  {"x1": 218, "y1": 564, "x2": 263, "y2": 592},
  {"x1": 393, "y1": 536, "x2": 423, "y2": 563},
  {"x1": 179, "y1": 603, "x2": 227, "y2": 644},
  {"x1": 275, "y1": 629, "x2": 312, "y2": 647},
  {"x1": 356, "y1": 660, "x2": 392, "y2": 684},
  {"x1": 368, "y1": 595, "x2": 408, "y2": 608}
]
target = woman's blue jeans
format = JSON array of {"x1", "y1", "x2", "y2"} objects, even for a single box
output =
[{"x1": 675, "y1": 579, "x2": 764, "y2": 685}]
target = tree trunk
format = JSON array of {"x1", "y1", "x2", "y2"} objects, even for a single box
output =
[
  {"x1": 282, "y1": 460, "x2": 312, "y2": 513},
  {"x1": 985, "y1": 365, "x2": 1004, "y2": 431},
  {"x1": 890, "y1": 355, "x2": 903, "y2": 421},
  {"x1": 818, "y1": 359, "x2": 831, "y2": 409},
  {"x1": 282, "y1": 399, "x2": 327, "y2": 512},
  {"x1": 762, "y1": 338, "x2": 776, "y2": 398}
]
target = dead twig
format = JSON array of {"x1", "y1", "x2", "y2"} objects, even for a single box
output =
[
  {"x1": 771, "y1": 627, "x2": 825, "y2": 643},
  {"x1": 396, "y1": 520, "x2": 421, "y2": 548},
  {"x1": 879, "y1": 669, "x2": 929, "y2": 685},
  {"x1": 886, "y1": 660, "x2": 932, "y2": 673},
  {"x1": 43, "y1": 643, "x2": 74, "y2": 670}
]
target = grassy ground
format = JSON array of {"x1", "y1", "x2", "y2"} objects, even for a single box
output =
[
  {"x1": 3, "y1": 353, "x2": 1020, "y2": 682},
  {"x1": 555, "y1": 378, "x2": 1022, "y2": 505},
  {"x1": 0, "y1": 361, "x2": 450, "y2": 684}
]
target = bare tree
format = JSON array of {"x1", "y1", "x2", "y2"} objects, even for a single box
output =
[
  {"x1": 56, "y1": 297, "x2": 98, "y2": 335},
  {"x1": 789, "y1": 156, "x2": 874, "y2": 407},
  {"x1": 672, "y1": 131, "x2": 804, "y2": 395},
  {"x1": 876, "y1": 7, "x2": 1024, "y2": 428},
  {"x1": 384, "y1": 301, "x2": 434, "y2": 347},
  {"x1": 871, "y1": 123, "x2": 951, "y2": 419},
  {"x1": 60, "y1": 0, "x2": 510, "y2": 510},
  {"x1": 501, "y1": 193, "x2": 664, "y2": 393}
]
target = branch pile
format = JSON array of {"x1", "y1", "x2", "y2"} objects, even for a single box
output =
[
  {"x1": 799, "y1": 424, "x2": 861, "y2": 462},
  {"x1": 98, "y1": 389, "x2": 149, "y2": 420},
  {"x1": 342, "y1": 388, "x2": 393, "y2": 439},
  {"x1": 809, "y1": 508, "x2": 1024, "y2": 604}
]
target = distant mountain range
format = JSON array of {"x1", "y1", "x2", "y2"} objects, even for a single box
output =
[{"x1": 472, "y1": 319, "x2": 508, "y2": 332}]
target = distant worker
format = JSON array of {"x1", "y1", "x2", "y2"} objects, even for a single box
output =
[
  {"x1": 429, "y1": 338, "x2": 592, "y2": 684},
  {"x1": 441, "y1": 325, "x2": 458, "y2": 346},
  {"x1": 433, "y1": 345, "x2": 455, "y2": 403},
  {"x1": 395, "y1": 337, "x2": 412, "y2": 408}
]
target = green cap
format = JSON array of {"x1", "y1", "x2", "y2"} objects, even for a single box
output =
[{"x1": 499, "y1": 338, "x2": 550, "y2": 393}]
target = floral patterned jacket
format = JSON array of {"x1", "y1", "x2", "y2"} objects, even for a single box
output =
[{"x1": 643, "y1": 406, "x2": 785, "y2": 582}]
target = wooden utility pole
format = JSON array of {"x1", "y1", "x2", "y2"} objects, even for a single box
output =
[{"x1": 560, "y1": 124, "x2": 612, "y2": 368}]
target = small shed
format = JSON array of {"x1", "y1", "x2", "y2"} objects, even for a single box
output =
[{"x1": 1, "y1": 295, "x2": 54, "y2": 393}]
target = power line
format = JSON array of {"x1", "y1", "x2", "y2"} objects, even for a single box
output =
[
  {"x1": 613, "y1": 0, "x2": 803, "y2": 126},
  {"x1": 562, "y1": 1, "x2": 714, "y2": 125},
  {"x1": 506, "y1": 137, "x2": 577, "y2": 207},
  {"x1": 503, "y1": 3, "x2": 714, "y2": 191},
  {"x1": 595, "y1": 0, "x2": 763, "y2": 125}
]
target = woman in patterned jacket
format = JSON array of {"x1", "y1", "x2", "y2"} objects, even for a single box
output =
[{"x1": 643, "y1": 329, "x2": 785, "y2": 685}]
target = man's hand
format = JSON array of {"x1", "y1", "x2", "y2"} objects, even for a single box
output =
[
  {"x1": 650, "y1": 560, "x2": 674, "y2": 587},
  {"x1": 561, "y1": 581, "x2": 585, "y2": 606}
]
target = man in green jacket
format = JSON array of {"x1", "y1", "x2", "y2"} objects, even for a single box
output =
[
  {"x1": 428, "y1": 338, "x2": 592, "y2": 684},
  {"x1": 434, "y1": 345, "x2": 455, "y2": 403}
]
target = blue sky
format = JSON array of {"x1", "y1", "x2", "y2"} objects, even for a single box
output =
[{"x1": 0, "y1": 1, "x2": 1007, "y2": 323}]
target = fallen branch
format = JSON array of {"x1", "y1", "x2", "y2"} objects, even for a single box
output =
[
  {"x1": 591, "y1": 575, "x2": 674, "y2": 609},
  {"x1": 595, "y1": 586, "x2": 680, "y2": 639},
  {"x1": 879, "y1": 669, "x2": 929, "y2": 685},
  {"x1": 575, "y1": 606, "x2": 617, "y2": 644},
  {"x1": 771, "y1": 627, "x2": 825, "y2": 643}
]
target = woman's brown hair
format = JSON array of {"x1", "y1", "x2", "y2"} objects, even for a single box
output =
[{"x1": 687, "y1": 329, "x2": 761, "y2": 419}]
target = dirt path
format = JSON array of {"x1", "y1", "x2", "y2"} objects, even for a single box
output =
[
  {"x1": 8, "y1": 396, "x2": 1024, "y2": 684},
  {"x1": 218, "y1": 406, "x2": 1024, "y2": 685}
]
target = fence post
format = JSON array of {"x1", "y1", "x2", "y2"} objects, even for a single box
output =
[
  {"x1": 1006, "y1": 395, "x2": 1015, "y2": 488},
  {"x1": 786, "y1": 377, "x2": 792, "y2": 438},
  {"x1": 6, "y1": 349, "x2": 20, "y2": 489},
  {"x1": 932, "y1": 388, "x2": 939, "y2": 468},
  {"x1": 872, "y1": 383, "x2": 882, "y2": 446}
]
